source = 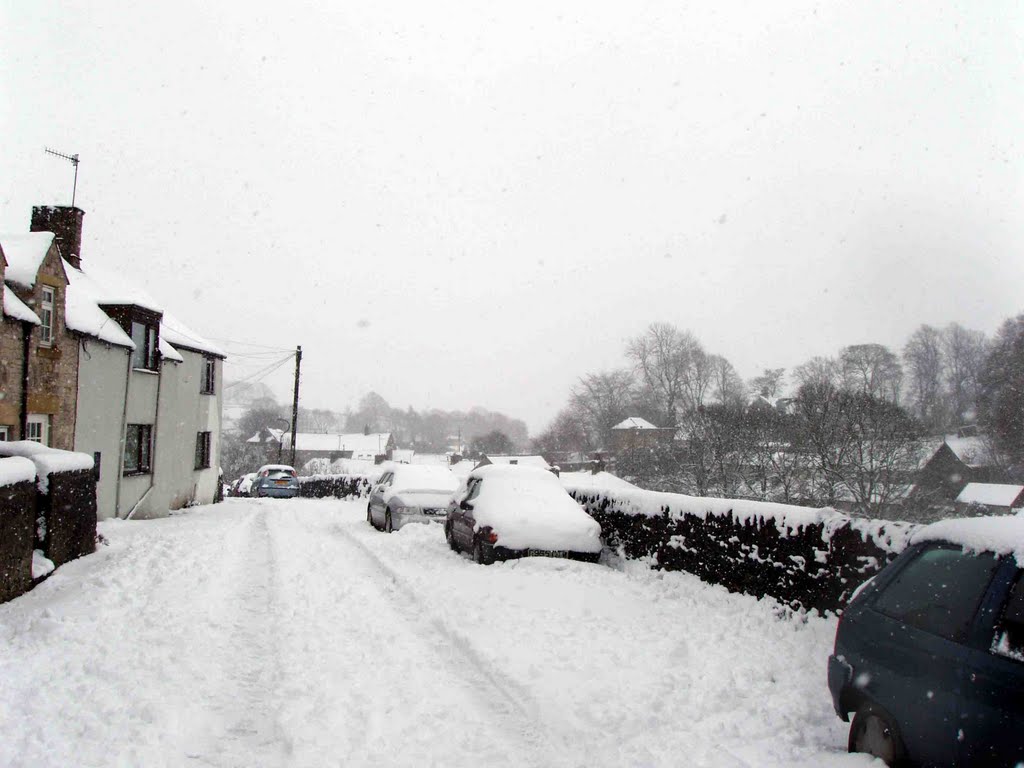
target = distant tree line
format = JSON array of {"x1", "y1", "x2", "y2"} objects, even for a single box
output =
[{"x1": 535, "y1": 314, "x2": 1024, "y2": 516}]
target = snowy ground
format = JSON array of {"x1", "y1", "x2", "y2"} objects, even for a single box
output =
[{"x1": 0, "y1": 499, "x2": 878, "y2": 768}]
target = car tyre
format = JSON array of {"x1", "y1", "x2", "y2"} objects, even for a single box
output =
[
  {"x1": 446, "y1": 524, "x2": 459, "y2": 553},
  {"x1": 384, "y1": 511, "x2": 394, "y2": 534},
  {"x1": 473, "y1": 538, "x2": 493, "y2": 566},
  {"x1": 367, "y1": 505, "x2": 375, "y2": 529},
  {"x1": 849, "y1": 706, "x2": 907, "y2": 767}
]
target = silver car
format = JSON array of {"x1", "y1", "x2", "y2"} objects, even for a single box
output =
[{"x1": 367, "y1": 464, "x2": 458, "y2": 532}]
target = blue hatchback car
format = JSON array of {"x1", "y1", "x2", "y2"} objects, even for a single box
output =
[{"x1": 828, "y1": 516, "x2": 1024, "y2": 766}]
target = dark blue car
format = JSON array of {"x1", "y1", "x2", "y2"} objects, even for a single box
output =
[{"x1": 828, "y1": 517, "x2": 1024, "y2": 766}]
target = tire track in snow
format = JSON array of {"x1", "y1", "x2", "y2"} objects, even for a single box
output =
[
  {"x1": 184, "y1": 508, "x2": 292, "y2": 767},
  {"x1": 327, "y1": 520, "x2": 578, "y2": 768}
]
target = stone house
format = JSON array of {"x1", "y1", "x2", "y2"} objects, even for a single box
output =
[
  {"x1": 1, "y1": 205, "x2": 225, "y2": 519},
  {"x1": 0, "y1": 222, "x2": 80, "y2": 448}
]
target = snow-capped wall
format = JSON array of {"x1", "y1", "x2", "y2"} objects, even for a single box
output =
[
  {"x1": 0, "y1": 459, "x2": 37, "y2": 604},
  {"x1": 564, "y1": 483, "x2": 916, "y2": 613},
  {"x1": 0, "y1": 442, "x2": 97, "y2": 581}
]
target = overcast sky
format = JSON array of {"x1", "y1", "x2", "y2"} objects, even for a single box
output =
[{"x1": 2, "y1": 1, "x2": 1022, "y2": 433}]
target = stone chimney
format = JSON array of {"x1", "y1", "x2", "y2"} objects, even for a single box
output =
[{"x1": 30, "y1": 205, "x2": 85, "y2": 269}]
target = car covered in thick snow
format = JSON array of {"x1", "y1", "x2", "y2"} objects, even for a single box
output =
[
  {"x1": 250, "y1": 464, "x2": 300, "y2": 498},
  {"x1": 367, "y1": 464, "x2": 459, "y2": 532},
  {"x1": 232, "y1": 472, "x2": 257, "y2": 497},
  {"x1": 444, "y1": 464, "x2": 603, "y2": 564},
  {"x1": 828, "y1": 515, "x2": 1024, "y2": 766}
]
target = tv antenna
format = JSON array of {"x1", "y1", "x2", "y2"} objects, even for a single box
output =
[{"x1": 44, "y1": 147, "x2": 80, "y2": 207}]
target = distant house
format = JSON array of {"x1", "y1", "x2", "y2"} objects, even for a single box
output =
[
  {"x1": 954, "y1": 483, "x2": 1024, "y2": 516},
  {"x1": 611, "y1": 416, "x2": 675, "y2": 452},
  {"x1": 913, "y1": 436, "x2": 1005, "y2": 506},
  {"x1": 476, "y1": 454, "x2": 552, "y2": 471},
  {"x1": 271, "y1": 431, "x2": 395, "y2": 467},
  {"x1": 2, "y1": 205, "x2": 225, "y2": 519}
]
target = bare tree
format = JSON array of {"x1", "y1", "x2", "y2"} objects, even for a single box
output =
[
  {"x1": 708, "y1": 354, "x2": 746, "y2": 406},
  {"x1": 943, "y1": 323, "x2": 988, "y2": 427},
  {"x1": 839, "y1": 344, "x2": 903, "y2": 403},
  {"x1": 749, "y1": 367, "x2": 786, "y2": 398},
  {"x1": 903, "y1": 325, "x2": 946, "y2": 431},
  {"x1": 792, "y1": 356, "x2": 840, "y2": 389},
  {"x1": 627, "y1": 323, "x2": 706, "y2": 422},
  {"x1": 569, "y1": 369, "x2": 637, "y2": 451}
]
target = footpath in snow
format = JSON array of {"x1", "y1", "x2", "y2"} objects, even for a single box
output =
[{"x1": 0, "y1": 498, "x2": 876, "y2": 768}]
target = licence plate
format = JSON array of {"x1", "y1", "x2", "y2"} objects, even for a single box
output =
[
  {"x1": 527, "y1": 549, "x2": 567, "y2": 558},
  {"x1": 275, "y1": 480, "x2": 288, "y2": 485}
]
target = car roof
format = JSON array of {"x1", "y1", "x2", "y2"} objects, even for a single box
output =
[
  {"x1": 911, "y1": 515, "x2": 1024, "y2": 564},
  {"x1": 257, "y1": 464, "x2": 295, "y2": 473}
]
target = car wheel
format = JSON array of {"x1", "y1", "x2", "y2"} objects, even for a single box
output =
[
  {"x1": 473, "y1": 538, "x2": 493, "y2": 565},
  {"x1": 446, "y1": 524, "x2": 459, "y2": 552},
  {"x1": 384, "y1": 511, "x2": 394, "y2": 534},
  {"x1": 849, "y1": 707, "x2": 906, "y2": 766},
  {"x1": 367, "y1": 505, "x2": 375, "y2": 528}
]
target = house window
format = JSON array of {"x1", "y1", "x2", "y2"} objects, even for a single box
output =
[
  {"x1": 131, "y1": 321, "x2": 159, "y2": 370},
  {"x1": 0, "y1": 425, "x2": 9, "y2": 441},
  {"x1": 124, "y1": 424, "x2": 153, "y2": 474},
  {"x1": 26, "y1": 414, "x2": 50, "y2": 446},
  {"x1": 195, "y1": 431, "x2": 212, "y2": 470},
  {"x1": 39, "y1": 286, "x2": 55, "y2": 346},
  {"x1": 201, "y1": 357, "x2": 216, "y2": 394}
]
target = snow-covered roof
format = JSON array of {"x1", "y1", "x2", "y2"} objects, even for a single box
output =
[
  {"x1": 64, "y1": 260, "x2": 223, "y2": 358},
  {"x1": 283, "y1": 432, "x2": 391, "y2": 457},
  {"x1": 2, "y1": 283, "x2": 40, "y2": 324},
  {"x1": 160, "y1": 309, "x2": 224, "y2": 358},
  {"x1": 612, "y1": 417, "x2": 659, "y2": 430},
  {"x1": 63, "y1": 265, "x2": 134, "y2": 348},
  {"x1": 944, "y1": 436, "x2": 993, "y2": 468},
  {"x1": 955, "y1": 483, "x2": 1024, "y2": 508},
  {"x1": 0, "y1": 232, "x2": 55, "y2": 288},
  {"x1": 482, "y1": 454, "x2": 551, "y2": 470},
  {"x1": 913, "y1": 515, "x2": 1024, "y2": 564}
]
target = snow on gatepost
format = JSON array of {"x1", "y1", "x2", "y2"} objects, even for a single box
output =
[{"x1": 0, "y1": 442, "x2": 94, "y2": 494}]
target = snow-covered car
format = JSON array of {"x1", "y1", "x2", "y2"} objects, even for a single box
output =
[
  {"x1": 828, "y1": 515, "x2": 1024, "y2": 766},
  {"x1": 444, "y1": 464, "x2": 603, "y2": 564},
  {"x1": 367, "y1": 464, "x2": 459, "y2": 532},
  {"x1": 250, "y1": 464, "x2": 300, "y2": 498},
  {"x1": 233, "y1": 472, "x2": 257, "y2": 496}
]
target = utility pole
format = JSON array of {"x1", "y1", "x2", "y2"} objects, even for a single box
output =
[
  {"x1": 289, "y1": 346, "x2": 302, "y2": 467},
  {"x1": 44, "y1": 147, "x2": 80, "y2": 206}
]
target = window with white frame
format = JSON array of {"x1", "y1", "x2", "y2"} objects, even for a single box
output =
[
  {"x1": 0, "y1": 425, "x2": 9, "y2": 441},
  {"x1": 26, "y1": 414, "x2": 50, "y2": 446},
  {"x1": 130, "y1": 321, "x2": 159, "y2": 370},
  {"x1": 39, "y1": 286, "x2": 55, "y2": 346}
]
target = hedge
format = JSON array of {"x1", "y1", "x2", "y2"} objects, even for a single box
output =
[{"x1": 566, "y1": 485, "x2": 914, "y2": 614}]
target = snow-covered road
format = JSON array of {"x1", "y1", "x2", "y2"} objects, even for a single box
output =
[{"x1": 0, "y1": 499, "x2": 875, "y2": 768}]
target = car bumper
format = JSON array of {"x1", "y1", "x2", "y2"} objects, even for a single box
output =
[
  {"x1": 827, "y1": 654, "x2": 853, "y2": 721},
  {"x1": 256, "y1": 486, "x2": 300, "y2": 498},
  {"x1": 393, "y1": 510, "x2": 446, "y2": 528},
  {"x1": 491, "y1": 545, "x2": 601, "y2": 564}
]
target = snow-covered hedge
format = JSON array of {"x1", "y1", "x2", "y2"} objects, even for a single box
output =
[
  {"x1": 0, "y1": 459, "x2": 37, "y2": 604},
  {"x1": 298, "y1": 474, "x2": 374, "y2": 500},
  {"x1": 565, "y1": 483, "x2": 915, "y2": 613}
]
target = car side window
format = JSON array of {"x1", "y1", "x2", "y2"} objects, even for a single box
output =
[
  {"x1": 464, "y1": 479, "x2": 482, "y2": 503},
  {"x1": 873, "y1": 544, "x2": 1000, "y2": 643},
  {"x1": 378, "y1": 473, "x2": 392, "y2": 487},
  {"x1": 992, "y1": 570, "x2": 1024, "y2": 662}
]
